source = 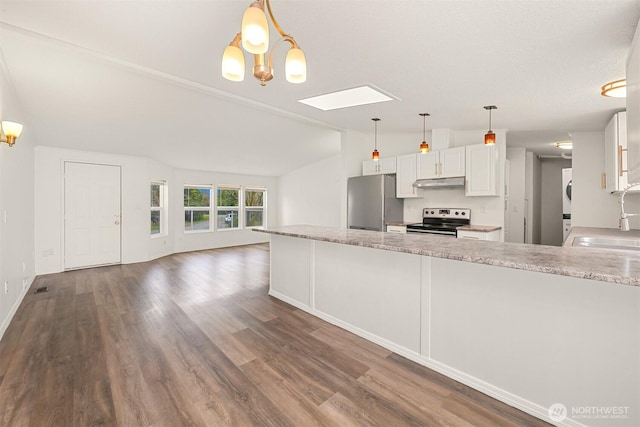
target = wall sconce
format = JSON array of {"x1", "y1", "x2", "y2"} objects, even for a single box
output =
[
  {"x1": 0, "y1": 121, "x2": 23, "y2": 147},
  {"x1": 483, "y1": 105, "x2": 497, "y2": 145}
]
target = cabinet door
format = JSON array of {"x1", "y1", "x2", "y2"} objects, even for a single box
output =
[
  {"x1": 465, "y1": 144, "x2": 498, "y2": 196},
  {"x1": 440, "y1": 147, "x2": 466, "y2": 177},
  {"x1": 362, "y1": 160, "x2": 379, "y2": 176},
  {"x1": 416, "y1": 152, "x2": 439, "y2": 179},
  {"x1": 396, "y1": 154, "x2": 418, "y2": 198},
  {"x1": 378, "y1": 157, "x2": 397, "y2": 174},
  {"x1": 604, "y1": 111, "x2": 627, "y2": 191}
]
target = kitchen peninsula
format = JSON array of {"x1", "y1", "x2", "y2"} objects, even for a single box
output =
[{"x1": 256, "y1": 225, "x2": 639, "y2": 427}]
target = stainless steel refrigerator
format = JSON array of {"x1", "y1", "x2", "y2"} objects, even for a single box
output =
[{"x1": 347, "y1": 174, "x2": 404, "y2": 231}]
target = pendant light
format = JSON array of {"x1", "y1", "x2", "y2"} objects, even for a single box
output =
[
  {"x1": 418, "y1": 113, "x2": 430, "y2": 153},
  {"x1": 371, "y1": 118, "x2": 381, "y2": 161},
  {"x1": 483, "y1": 105, "x2": 497, "y2": 145}
]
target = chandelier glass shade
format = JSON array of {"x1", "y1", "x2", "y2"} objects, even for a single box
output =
[{"x1": 222, "y1": 0, "x2": 306, "y2": 86}]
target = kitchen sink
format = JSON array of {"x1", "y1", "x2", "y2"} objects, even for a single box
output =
[{"x1": 572, "y1": 236, "x2": 640, "y2": 251}]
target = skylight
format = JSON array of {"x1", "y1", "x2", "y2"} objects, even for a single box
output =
[{"x1": 298, "y1": 85, "x2": 397, "y2": 111}]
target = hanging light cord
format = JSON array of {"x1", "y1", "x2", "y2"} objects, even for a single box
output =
[
  {"x1": 422, "y1": 115, "x2": 426, "y2": 140},
  {"x1": 488, "y1": 108, "x2": 493, "y2": 131}
]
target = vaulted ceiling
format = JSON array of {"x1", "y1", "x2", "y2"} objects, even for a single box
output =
[{"x1": 1, "y1": 0, "x2": 638, "y2": 175}]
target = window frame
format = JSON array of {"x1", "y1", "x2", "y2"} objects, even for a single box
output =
[
  {"x1": 184, "y1": 184, "x2": 213, "y2": 233},
  {"x1": 215, "y1": 185, "x2": 241, "y2": 231},
  {"x1": 244, "y1": 187, "x2": 266, "y2": 229},
  {"x1": 150, "y1": 180, "x2": 168, "y2": 238}
]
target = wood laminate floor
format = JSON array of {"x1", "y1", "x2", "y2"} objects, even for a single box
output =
[{"x1": 0, "y1": 243, "x2": 550, "y2": 426}]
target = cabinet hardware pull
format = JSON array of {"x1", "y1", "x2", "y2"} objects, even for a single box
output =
[
  {"x1": 618, "y1": 145, "x2": 628, "y2": 176},
  {"x1": 601, "y1": 173, "x2": 606, "y2": 189}
]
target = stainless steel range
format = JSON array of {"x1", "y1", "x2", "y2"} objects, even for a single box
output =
[{"x1": 406, "y1": 208, "x2": 470, "y2": 237}]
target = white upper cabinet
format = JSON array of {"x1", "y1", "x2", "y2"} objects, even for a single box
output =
[
  {"x1": 439, "y1": 147, "x2": 466, "y2": 177},
  {"x1": 363, "y1": 157, "x2": 397, "y2": 176},
  {"x1": 465, "y1": 144, "x2": 499, "y2": 196},
  {"x1": 604, "y1": 111, "x2": 628, "y2": 192},
  {"x1": 396, "y1": 153, "x2": 419, "y2": 198},
  {"x1": 416, "y1": 147, "x2": 465, "y2": 179}
]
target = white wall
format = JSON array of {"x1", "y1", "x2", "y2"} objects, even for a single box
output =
[
  {"x1": 506, "y1": 148, "x2": 526, "y2": 243},
  {"x1": 539, "y1": 158, "x2": 571, "y2": 246},
  {"x1": 35, "y1": 147, "x2": 152, "y2": 274},
  {"x1": 0, "y1": 64, "x2": 35, "y2": 340},
  {"x1": 172, "y1": 168, "x2": 276, "y2": 253},
  {"x1": 33, "y1": 146, "x2": 278, "y2": 275},
  {"x1": 572, "y1": 132, "x2": 639, "y2": 229},
  {"x1": 627, "y1": 18, "x2": 640, "y2": 184},
  {"x1": 343, "y1": 129, "x2": 507, "y2": 232},
  {"x1": 525, "y1": 152, "x2": 542, "y2": 244},
  {"x1": 278, "y1": 155, "x2": 341, "y2": 227}
]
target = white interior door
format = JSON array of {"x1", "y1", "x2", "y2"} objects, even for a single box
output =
[{"x1": 64, "y1": 162, "x2": 121, "y2": 269}]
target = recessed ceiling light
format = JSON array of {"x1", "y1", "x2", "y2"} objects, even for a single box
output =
[
  {"x1": 556, "y1": 141, "x2": 573, "y2": 150},
  {"x1": 298, "y1": 85, "x2": 397, "y2": 111}
]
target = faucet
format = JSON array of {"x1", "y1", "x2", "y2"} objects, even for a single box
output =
[{"x1": 619, "y1": 182, "x2": 640, "y2": 231}]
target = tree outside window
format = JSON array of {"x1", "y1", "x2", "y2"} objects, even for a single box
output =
[
  {"x1": 217, "y1": 187, "x2": 239, "y2": 229},
  {"x1": 184, "y1": 186, "x2": 212, "y2": 232},
  {"x1": 151, "y1": 181, "x2": 166, "y2": 236},
  {"x1": 245, "y1": 188, "x2": 265, "y2": 228}
]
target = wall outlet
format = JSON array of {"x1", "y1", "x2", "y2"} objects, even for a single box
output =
[
  {"x1": 22, "y1": 262, "x2": 26, "y2": 273},
  {"x1": 4, "y1": 281, "x2": 8, "y2": 294}
]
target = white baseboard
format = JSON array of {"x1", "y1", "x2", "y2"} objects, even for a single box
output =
[{"x1": 0, "y1": 276, "x2": 33, "y2": 342}]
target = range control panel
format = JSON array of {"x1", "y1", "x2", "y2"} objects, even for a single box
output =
[{"x1": 422, "y1": 208, "x2": 471, "y2": 219}]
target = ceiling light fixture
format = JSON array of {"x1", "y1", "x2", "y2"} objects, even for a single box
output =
[
  {"x1": 0, "y1": 121, "x2": 23, "y2": 147},
  {"x1": 418, "y1": 113, "x2": 430, "y2": 154},
  {"x1": 601, "y1": 79, "x2": 626, "y2": 98},
  {"x1": 556, "y1": 141, "x2": 573, "y2": 150},
  {"x1": 371, "y1": 118, "x2": 381, "y2": 161},
  {"x1": 483, "y1": 105, "x2": 497, "y2": 145},
  {"x1": 222, "y1": 0, "x2": 306, "y2": 86}
]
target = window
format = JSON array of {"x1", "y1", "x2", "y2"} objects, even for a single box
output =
[
  {"x1": 184, "y1": 185, "x2": 212, "y2": 232},
  {"x1": 216, "y1": 186, "x2": 240, "y2": 230},
  {"x1": 150, "y1": 181, "x2": 167, "y2": 236},
  {"x1": 245, "y1": 188, "x2": 266, "y2": 228}
]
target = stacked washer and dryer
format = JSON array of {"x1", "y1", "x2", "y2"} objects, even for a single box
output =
[{"x1": 562, "y1": 168, "x2": 572, "y2": 242}]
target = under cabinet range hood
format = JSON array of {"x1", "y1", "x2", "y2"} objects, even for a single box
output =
[{"x1": 413, "y1": 176, "x2": 465, "y2": 189}]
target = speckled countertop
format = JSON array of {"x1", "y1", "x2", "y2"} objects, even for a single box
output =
[{"x1": 255, "y1": 225, "x2": 640, "y2": 287}]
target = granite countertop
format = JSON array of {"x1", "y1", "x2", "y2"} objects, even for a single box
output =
[
  {"x1": 456, "y1": 225, "x2": 502, "y2": 232},
  {"x1": 255, "y1": 225, "x2": 640, "y2": 287}
]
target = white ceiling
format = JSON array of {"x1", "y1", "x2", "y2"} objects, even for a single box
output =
[{"x1": 1, "y1": 0, "x2": 638, "y2": 175}]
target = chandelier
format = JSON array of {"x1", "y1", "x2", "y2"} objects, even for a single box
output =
[{"x1": 222, "y1": 0, "x2": 306, "y2": 86}]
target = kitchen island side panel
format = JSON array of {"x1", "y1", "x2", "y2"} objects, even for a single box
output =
[
  {"x1": 313, "y1": 241, "x2": 422, "y2": 353},
  {"x1": 429, "y1": 257, "x2": 640, "y2": 427},
  {"x1": 270, "y1": 235, "x2": 312, "y2": 307}
]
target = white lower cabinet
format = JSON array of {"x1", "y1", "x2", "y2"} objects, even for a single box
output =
[
  {"x1": 457, "y1": 229, "x2": 500, "y2": 241},
  {"x1": 386, "y1": 225, "x2": 407, "y2": 234}
]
